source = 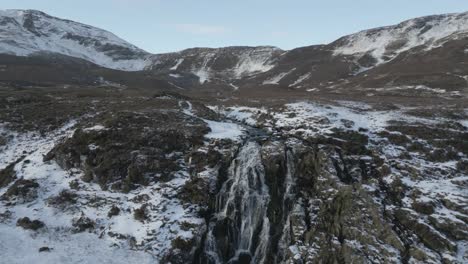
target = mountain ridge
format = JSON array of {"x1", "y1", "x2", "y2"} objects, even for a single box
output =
[{"x1": 1, "y1": 9, "x2": 467, "y2": 96}]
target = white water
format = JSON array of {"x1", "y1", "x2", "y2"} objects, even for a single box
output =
[{"x1": 203, "y1": 141, "x2": 271, "y2": 264}]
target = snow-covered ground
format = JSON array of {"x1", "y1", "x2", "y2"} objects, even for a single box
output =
[
  {"x1": 180, "y1": 100, "x2": 245, "y2": 140},
  {"x1": 0, "y1": 119, "x2": 207, "y2": 263}
]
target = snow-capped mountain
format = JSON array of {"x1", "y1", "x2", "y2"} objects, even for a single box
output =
[
  {"x1": 150, "y1": 46, "x2": 283, "y2": 84},
  {"x1": 0, "y1": 9, "x2": 467, "y2": 95},
  {"x1": 0, "y1": 9, "x2": 152, "y2": 71},
  {"x1": 332, "y1": 11, "x2": 468, "y2": 64},
  {"x1": 246, "y1": 11, "x2": 468, "y2": 92}
]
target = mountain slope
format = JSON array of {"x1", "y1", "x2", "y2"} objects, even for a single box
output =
[
  {"x1": 0, "y1": 9, "x2": 151, "y2": 71},
  {"x1": 0, "y1": 9, "x2": 467, "y2": 97},
  {"x1": 149, "y1": 46, "x2": 283, "y2": 86},
  {"x1": 246, "y1": 11, "x2": 468, "y2": 95},
  {"x1": 332, "y1": 12, "x2": 468, "y2": 65}
]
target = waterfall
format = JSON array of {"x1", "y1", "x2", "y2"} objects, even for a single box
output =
[{"x1": 202, "y1": 141, "x2": 271, "y2": 264}]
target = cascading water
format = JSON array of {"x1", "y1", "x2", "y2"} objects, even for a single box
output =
[{"x1": 202, "y1": 141, "x2": 271, "y2": 264}]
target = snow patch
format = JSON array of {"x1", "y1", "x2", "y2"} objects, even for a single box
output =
[
  {"x1": 263, "y1": 68, "x2": 296, "y2": 85},
  {"x1": 334, "y1": 12, "x2": 468, "y2": 64},
  {"x1": 170, "y1": 58, "x2": 184, "y2": 70},
  {"x1": 204, "y1": 120, "x2": 244, "y2": 140},
  {"x1": 289, "y1": 73, "x2": 311, "y2": 87}
]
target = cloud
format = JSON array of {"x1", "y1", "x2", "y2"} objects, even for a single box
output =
[{"x1": 173, "y1": 23, "x2": 229, "y2": 35}]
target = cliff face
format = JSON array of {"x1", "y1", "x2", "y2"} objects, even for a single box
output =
[{"x1": 192, "y1": 104, "x2": 466, "y2": 263}]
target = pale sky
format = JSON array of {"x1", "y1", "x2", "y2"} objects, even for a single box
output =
[{"x1": 2, "y1": 0, "x2": 468, "y2": 53}]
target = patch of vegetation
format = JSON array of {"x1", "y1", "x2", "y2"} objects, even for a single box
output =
[
  {"x1": 47, "y1": 190, "x2": 78, "y2": 209},
  {"x1": 107, "y1": 205, "x2": 120, "y2": 218},
  {"x1": 16, "y1": 217, "x2": 45, "y2": 230},
  {"x1": 72, "y1": 215, "x2": 95, "y2": 233},
  {"x1": 2, "y1": 178, "x2": 39, "y2": 202},
  {"x1": 133, "y1": 204, "x2": 148, "y2": 222}
]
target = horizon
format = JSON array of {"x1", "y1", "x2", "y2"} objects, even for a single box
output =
[{"x1": 2, "y1": 1, "x2": 468, "y2": 53}]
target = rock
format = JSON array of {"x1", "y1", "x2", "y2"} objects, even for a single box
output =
[
  {"x1": 2, "y1": 178, "x2": 39, "y2": 203},
  {"x1": 178, "y1": 177, "x2": 210, "y2": 206},
  {"x1": 428, "y1": 215, "x2": 468, "y2": 240},
  {"x1": 46, "y1": 110, "x2": 208, "y2": 192},
  {"x1": 133, "y1": 204, "x2": 148, "y2": 222},
  {"x1": 162, "y1": 236, "x2": 199, "y2": 264},
  {"x1": 0, "y1": 162, "x2": 17, "y2": 188},
  {"x1": 68, "y1": 179, "x2": 80, "y2": 190},
  {"x1": 394, "y1": 209, "x2": 456, "y2": 253},
  {"x1": 16, "y1": 217, "x2": 45, "y2": 230},
  {"x1": 107, "y1": 205, "x2": 120, "y2": 218},
  {"x1": 72, "y1": 215, "x2": 95, "y2": 233},
  {"x1": 38, "y1": 247, "x2": 52, "y2": 252},
  {"x1": 412, "y1": 201, "x2": 435, "y2": 215},
  {"x1": 47, "y1": 190, "x2": 78, "y2": 210}
]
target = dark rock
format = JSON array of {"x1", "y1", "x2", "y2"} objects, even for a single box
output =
[
  {"x1": 108, "y1": 205, "x2": 120, "y2": 218},
  {"x1": 133, "y1": 204, "x2": 148, "y2": 222},
  {"x1": 72, "y1": 215, "x2": 95, "y2": 233},
  {"x1": 47, "y1": 110, "x2": 208, "y2": 192},
  {"x1": 163, "y1": 236, "x2": 199, "y2": 264},
  {"x1": 39, "y1": 247, "x2": 52, "y2": 252},
  {"x1": 394, "y1": 209, "x2": 456, "y2": 252},
  {"x1": 0, "y1": 162, "x2": 17, "y2": 188},
  {"x1": 428, "y1": 215, "x2": 468, "y2": 240},
  {"x1": 412, "y1": 201, "x2": 435, "y2": 215},
  {"x1": 2, "y1": 178, "x2": 39, "y2": 203},
  {"x1": 68, "y1": 179, "x2": 80, "y2": 190},
  {"x1": 178, "y1": 177, "x2": 210, "y2": 206},
  {"x1": 47, "y1": 190, "x2": 78, "y2": 209},
  {"x1": 16, "y1": 217, "x2": 45, "y2": 230}
]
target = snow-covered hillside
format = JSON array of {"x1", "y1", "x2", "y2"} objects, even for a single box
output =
[
  {"x1": 151, "y1": 46, "x2": 283, "y2": 84},
  {"x1": 0, "y1": 9, "x2": 151, "y2": 71},
  {"x1": 333, "y1": 12, "x2": 468, "y2": 63}
]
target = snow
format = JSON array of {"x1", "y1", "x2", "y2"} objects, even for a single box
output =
[
  {"x1": 210, "y1": 106, "x2": 267, "y2": 126},
  {"x1": 334, "y1": 12, "x2": 468, "y2": 64},
  {"x1": 83, "y1": 124, "x2": 106, "y2": 131},
  {"x1": 232, "y1": 47, "x2": 279, "y2": 78},
  {"x1": 204, "y1": 120, "x2": 244, "y2": 140},
  {"x1": 169, "y1": 73, "x2": 182, "y2": 78},
  {"x1": 179, "y1": 100, "x2": 245, "y2": 140},
  {"x1": 374, "y1": 85, "x2": 447, "y2": 94},
  {"x1": 170, "y1": 58, "x2": 184, "y2": 70},
  {"x1": 0, "y1": 9, "x2": 151, "y2": 71},
  {"x1": 0, "y1": 119, "x2": 206, "y2": 262},
  {"x1": 161, "y1": 46, "x2": 280, "y2": 84},
  {"x1": 273, "y1": 101, "x2": 442, "y2": 136},
  {"x1": 194, "y1": 69, "x2": 210, "y2": 84},
  {"x1": 263, "y1": 68, "x2": 296, "y2": 85},
  {"x1": 228, "y1": 83, "x2": 239, "y2": 90},
  {"x1": 0, "y1": 226, "x2": 155, "y2": 264},
  {"x1": 192, "y1": 52, "x2": 214, "y2": 84},
  {"x1": 289, "y1": 73, "x2": 311, "y2": 87}
]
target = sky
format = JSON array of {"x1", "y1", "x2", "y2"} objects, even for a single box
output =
[{"x1": 2, "y1": 0, "x2": 468, "y2": 54}]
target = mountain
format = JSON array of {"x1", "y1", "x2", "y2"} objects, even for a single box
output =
[
  {"x1": 247, "y1": 12, "x2": 468, "y2": 93},
  {"x1": 1, "y1": 9, "x2": 468, "y2": 96},
  {"x1": 150, "y1": 46, "x2": 283, "y2": 84},
  {"x1": 332, "y1": 12, "x2": 468, "y2": 65},
  {"x1": 0, "y1": 9, "x2": 151, "y2": 71}
]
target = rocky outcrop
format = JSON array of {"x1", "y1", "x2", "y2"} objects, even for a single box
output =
[{"x1": 45, "y1": 110, "x2": 209, "y2": 192}]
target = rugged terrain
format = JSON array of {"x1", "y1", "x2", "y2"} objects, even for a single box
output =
[{"x1": 0, "y1": 9, "x2": 467, "y2": 264}]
